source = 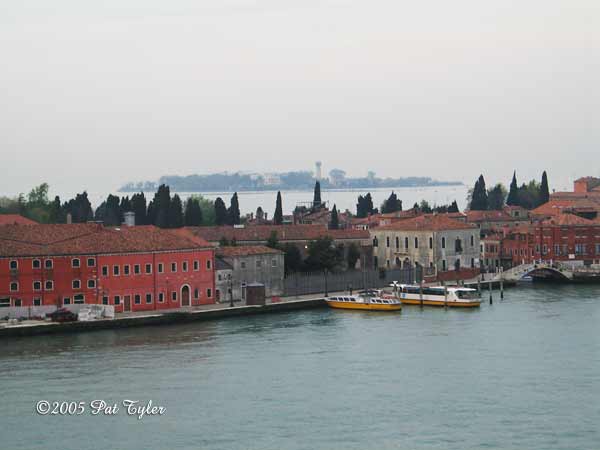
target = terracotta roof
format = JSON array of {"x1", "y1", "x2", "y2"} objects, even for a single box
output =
[
  {"x1": 482, "y1": 233, "x2": 503, "y2": 241},
  {"x1": 540, "y1": 213, "x2": 598, "y2": 227},
  {"x1": 0, "y1": 224, "x2": 212, "y2": 257},
  {"x1": 217, "y1": 245, "x2": 283, "y2": 257},
  {"x1": 377, "y1": 214, "x2": 476, "y2": 232},
  {"x1": 465, "y1": 210, "x2": 516, "y2": 222},
  {"x1": 531, "y1": 199, "x2": 600, "y2": 217},
  {"x1": 0, "y1": 214, "x2": 38, "y2": 225},
  {"x1": 185, "y1": 224, "x2": 369, "y2": 242}
]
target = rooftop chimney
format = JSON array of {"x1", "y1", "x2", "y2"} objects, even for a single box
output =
[{"x1": 123, "y1": 211, "x2": 135, "y2": 227}]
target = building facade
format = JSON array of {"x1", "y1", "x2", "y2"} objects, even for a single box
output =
[
  {"x1": 0, "y1": 224, "x2": 215, "y2": 312},
  {"x1": 370, "y1": 215, "x2": 480, "y2": 275}
]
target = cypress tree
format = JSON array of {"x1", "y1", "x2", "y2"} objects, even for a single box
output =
[
  {"x1": 184, "y1": 197, "x2": 203, "y2": 226},
  {"x1": 152, "y1": 184, "x2": 171, "y2": 228},
  {"x1": 274, "y1": 191, "x2": 283, "y2": 225},
  {"x1": 131, "y1": 192, "x2": 147, "y2": 225},
  {"x1": 169, "y1": 194, "x2": 184, "y2": 228},
  {"x1": 214, "y1": 197, "x2": 228, "y2": 225},
  {"x1": 313, "y1": 181, "x2": 322, "y2": 209},
  {"x1": 330, "y1": 204, "x2": 339, "y2": 229},
  {"x1": 540, "y1": 171, "x2": 550, "y2": 205},
  {"x1": 448, "y1": 200, "x2": 459, "y2": 213},
  {"x1": 507, "y1": 171, "x2": 519, "y2": 206},
  {"x1": 470, "y1": 175, "x2": 489, "y2": 211},
  {"x1": 146, "y1": 200, "x2": 156, "y2": 226},
  {"x1": 381, "y1": 191, "x2": 402, "y2": 213},
  {"x1": 228, "y1": 192, "x2": 241, "y2": 225}
]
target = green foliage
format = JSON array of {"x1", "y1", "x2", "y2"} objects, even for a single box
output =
[
  {"x1": 228, "y1": 192, "x2": 241, "y2": 225},
  {"x1": 274, "y1": 191, "x2": 283, "y2": 225},
  {"x1": 184, "y1": 197, "x2": 203, "y2": 226},
  {"x1": 540, "y1": 171, "x2": 550, "y2": 204},
  {"x1": 130, "y1": 192, "x2": 148, "y2": 225},
  {"x1": 346, "y1": 243, "x2": 360, "y2": 269},
  {"x1": 214, "y1": 197, "x2": 228, "y2": 226},
  {"x1": 469, "y1": 175, "x2": 489, "y2": 211},
  {"x1": 356, "y1": 193, "x2": 376, "y2": 218},
  {"x1": 487, "y1": 183, "x2": 507, "y2": 210},
  {"x1": 330, "y1": 204, "x2": 339, "y2": 230},
  {"x1": 169, "y1": 194, "x2": 184, "y2": 228},
  {"x1": 266, "y1": 231, "x2": 279, "y2": 249},
  {"x1": 64, "y1": 192, "x2": 94, "y2": 223},
  {"x1": 304, "y1": 236, "x2": 343, "y2": 272},
  {"x1": 418, "y1": 200, "x2": 433, "y2": 213},
  {"x1": 507, "y1": 171, "x2": 519, "y2": 206},
  {"x1": 282, "y1": 243, "x2": 303, "y2": 274},
  {"x1": 381, "y1": 191, "x2": 402, "y2": 214},
  {"x1": 95, "y1": 194, "x2": 121, "y2": 226},
  {"x1": 152, "y1": 184, "x2": 171, "y2": 228},
  {"x1": 313, "y1": 181, "x2": 322, "y2": 209}
]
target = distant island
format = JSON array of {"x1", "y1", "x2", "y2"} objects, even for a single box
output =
[{"x1": 119, "y1": 170, "x2": 462, "y2": 193}]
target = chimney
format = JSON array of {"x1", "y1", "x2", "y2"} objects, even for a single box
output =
[
  {"x1": 123, "y1": 211, "x2": 135, "y2": 227},
  {"x1": 66, "y1": 213, "x2": 72, "y2": 224}
]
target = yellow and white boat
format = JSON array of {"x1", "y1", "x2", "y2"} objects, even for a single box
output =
[
  {"x1": 325, "y1": 291, "x2": 402, "y2": 311},
  {"x1": 392, "y1": 283, "x2": 481, "y2": 308}
]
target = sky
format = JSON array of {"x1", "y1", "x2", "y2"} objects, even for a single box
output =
[{"x1": 1, "y1": 0, "x2": 598, "y2": 200}]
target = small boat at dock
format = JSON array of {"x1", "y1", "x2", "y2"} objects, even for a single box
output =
[
  {"x1": 390, "y1": 284, "x2": 481, "y2": 307},
  {"x1": 325, "y1": 291, "x2": 402, "y2": 311}
]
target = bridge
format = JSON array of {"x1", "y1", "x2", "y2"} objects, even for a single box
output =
[{"x1": 492, "y1": 262, "x2": 574, "y2": 282}]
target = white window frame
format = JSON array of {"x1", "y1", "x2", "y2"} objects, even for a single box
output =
[
  {"x1": 71, "y1": 258, "x2": 81, "y2": 268},
  {"x1": 72, "y1": 279, "x2": 81, "y2": 290},
  {"x1": 193, "y1": 260, "x2": 199, "y2": 271},
  {"x1": 10, "y1": 282, "x2": 19, "y2": 292},
  {"x1": 9, "y1": 260, "x2": 18, "y2": 270},
  {"x1": 87, "y1": 257, "x2": 96, "y2": 267},
  {"x1": 73, "y1": 294, "x2": 85, "y2": 304},
  {"x1": 45, "y1": 280, "x2": 54, "y2": 291},
  {"x1": 33, "y1": 297, "x2": 42, "y2": 306},
  {"x1": 44, "y1": 259, "x2": 53, "y2": 269},
  {"x1": 87, "y1": 279, "x2": 96, "y2": 289},
  {"x1": 33, "y1": 281, "x2": 42, "y2": 291},
  {"x1": 145, "y1": 263, "x2": 152, "y2": 274},
  {"x1": 32, "y1": 259, "x2": 41, "y2": 269}
]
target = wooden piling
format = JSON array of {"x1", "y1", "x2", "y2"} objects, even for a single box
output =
[
  {"x1": 419, "y1": 280, "x2": 424, "y2": 308},
  {"x1": 489, "y1": 279, "x2": 493, "y2": 304}
]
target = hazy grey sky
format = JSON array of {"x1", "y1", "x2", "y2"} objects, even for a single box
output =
[{"x1": 1, "y1": 0, "x2": 598, "y2": 198}]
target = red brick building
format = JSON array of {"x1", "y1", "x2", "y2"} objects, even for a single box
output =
[{"x1": 0, "y1": 224, "x2": 215, "y2": 312}]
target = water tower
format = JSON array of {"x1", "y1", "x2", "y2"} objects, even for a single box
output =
[{"x1": 315, "y1": 161, "x2": 322, "y2": 181}]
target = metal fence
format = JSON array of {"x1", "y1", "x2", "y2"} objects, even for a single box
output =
[{"x1": 283, "y1": 267, "x2": 424, "y2": 297}]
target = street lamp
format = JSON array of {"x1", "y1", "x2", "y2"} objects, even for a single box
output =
[{"x1": 229, "y1": 276, "x2": 234, "y2": 308}]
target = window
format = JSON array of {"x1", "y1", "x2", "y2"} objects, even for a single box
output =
[
  {"x1": 182, "y1": 261, "x2": 188, "y2": 272},
  {"x1": 45, "y1": 280, "x2": 54, "y2": 290},
  {"x1": 102, "y1": 266, "x2": 109, "y2": 276},
  {"x1": 455, "y1": 238, "x2": 463, "y2": 253},
  {"x1": 0, "y1": 298, "x2": 9, "y2": 308},
  {"x1": 158, "y1": 292, "x2": 165, "y2": 303},
  {"x1": 102, "y1": 296, "x2": 109, "y2": 305},
  {"x1": 442, "y1": 237, "x2": 446, "y2": 249},
  {"x1": 442, "y1": 260, "x2": 447, "y2": 271},
  {"x1": 87, "y1": 258, "x2": 95, "y2": 267},
  {"x1": 73, "y1": 294, "x2": 85, "y2": 304},
  {"x1": 414, "y1": 237, "x2": 419, "y2": 249},
  {"x1": 256, "y1": 260, "x2": 262, "y2": 268},
  {"x1": 72, "y1": 279, "x2": 81, "y2": 289},
  {"x1": 33, "y1": 281, "x2": 42, "y2": 291},
  {"x1": 145, "y1": 264, "x2": 152, "y2": 274},
  {"x1": 207, "y1": 288, "x2": 212, "y2": 298},
  {"x1": 596, "y1": 244, "x2": 600, "y2": 254},
  {"x1": 14, "y1": 299, "x2": 22, "y2": 307},
  {"x1": 10, "y1": 282, "x2": 19, "y2": 292},
  {"x1": 206, "y1": 260, "x2": 212, "y2": 270},
  {"x1": 471, "y1": 258, "x2": 475, "y2": 268},
  {"x1": 9, "y1": 260, "x2": 18, "y2": 270},
  {"x1": 134, "y1": 294, "x2": 141, "y2": 305},
  {"x1": 171, "y1": 262, "x2": 177, "y2": 272},
  {"x1": 218, "y1": 274, "x2": 222, "y2": 281},
  {"x1": 386, "y1": 237, "x2": 390, "y2": 248},
  {"x1": 63, "y1": 297, "x2": 71, "y2": 305},
  {"x1": 32, "y1": 259, "x2": 41, "y2": 269},
  {"x1": 72, "y1": 258, "x2": 81, "y2": 268},
  {"x1": 241, "y1": 261, "x2": 246, "y2": 269},
  {"x1": 146, "y1": 294, "x2": 152, "y2": 304},
  {"x1": 45, "y1": 259, "x2": 53, "y2": 269},
  {"x1": 158, "y1": 263, "x2": 164, "y2": 274},
  {"x1": 123, "y1": 265, "x2": 130, "y2": 276},
  {"x1": 193, "y1": 260, "x2": 199, "y2": 271},
  {"x1": 33, "y1": 297, "x2": 42, "y2": 306},
  {"x1": 554, "y1": 245, "x2": 561, "y2": 256},
  {"x1": 114, "y1": 295, "x2": 121, "y2": 305},
  {"x1": 470, "y1": 235, "x2": 475, "y2": 246},
  {"x1": 113, "y1": 265, "x2": 120, "y2": 276},
  {"x1": 271, "y1": 259, "x2": 277, "y2": 267},
  {"x1": 429, "y1": 237, "x2": 433, "y2": 249},
  {"x1": 405, "y1": 237, "x2": 409, "y2": 249},
  {"x1": 575, "y1": 244, "x2": 586, "y2": 255},
  {"x1": 373, "y1": 237, "x2": 378, "y2": 247},
  {"x1": 395, "y1": 237, "x2": 400, "y2": 249},
  {"x1": 172, "y1": 291, "x2": 177, "y2": 302},
  {"x1": 87, "y1": 279, "x2": 96, "y2": 289},
  {"x1": 194, "y1": 288, "x2": 199, "y2": 299}
]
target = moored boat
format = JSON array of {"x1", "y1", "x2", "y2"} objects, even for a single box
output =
[
  {"x1": 391, "y1": 284, "x2": 481, "y2": 307},
  {"x1": 325, "y1": 292, "x2": 402, "y2": 311}
]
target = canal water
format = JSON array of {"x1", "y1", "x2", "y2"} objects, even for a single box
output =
[{"x1": 1, "y1": 283, "x2": 599, "y2": 450}]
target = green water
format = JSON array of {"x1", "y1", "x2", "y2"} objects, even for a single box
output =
[{"x1": 1, "y1": 284, "x2": 600, "y2": 450}]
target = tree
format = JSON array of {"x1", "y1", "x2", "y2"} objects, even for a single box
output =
[
  {"x1": 469, "y1": 175, "x2": 489, "y2": 210},
  {"x1": 330, "y1": 204, "x2": 339, "y2": 229},
  {"x1": 63, "y1": 192, "x2": 94, "y2": 223},
  {"x1": 152, "y1": 184, "x2": 171, "y2": 228},
  {"x1": 282, "y1": 243, "x2": 303, "y2": 274},
  {"x1": 95, "y1": 194, "x2": 121, "y2": 226},
  {"x1": 381, "y1": 191, "x2": 402, "y2": 214},
  {"x1": 146, "y1": 200, "x2": 156, "y2": 226},
  {"x1": 313, "y1": 181, "x2": 322, "y2": 209},
  {"x1": 266, "y1": 231, "x2": 279, "y2": 249},
  {"x1": 274, "y1": 191, "x2": 283, "y2": 225},
  {"x1": 507, "y1": 171, "x2": 519, "y2": 206},
  {"x1": 184, "y1": 197, "x2": 203, "y2": 226},
  {"x1": 487, "y1": 183, "x2": 507, "y2": 210},
  {"x1": 228, "y1": 192, "x2": 241, "y2": 225},
  {"x1": 304, "y1": 236, "x2": 343, "y2": 272},
  {"x1": 448, "y1": 200, "x2": 459, "y2": 213},
  {"x1": 419, "y1": 200, "x2": 432, "y2": 213},
  {"x1": 168, "y1": 194, "x2": 184, "y2": 228},
  {"x1": 131, "y1": 192, "x2": 148, "y2": 225},
  {"x1": 214, "y1": 197, "x2": 228, "y2": 225},
  {"x1": 27, "y1": 183, "x2": 49, "y2": 206},
  {"x1": 540, "y1": 171, "x2": 550, "y2": 204},
  {"x1": 347, "y1": 243, "x2": 360, "y2": 269},
  {"x1": 48, "y1": 196, "x2": 65, "y2": 223},
  {"x1": 256, "y1": 206, "x2": 265, "y2": 221},
  {"x1": 356, "y1": 193, "x2": 376, "y2": 218}
]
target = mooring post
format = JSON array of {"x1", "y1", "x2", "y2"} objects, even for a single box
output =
[
  {"x1": 419, "y1": 279, "x2": 424, "y2": 308},
  {"x1": 477, "y1": 277, "x2": 481, "y2": 294},
  {"x1": 500, "y1": 267, "x2": 504, "y2": 300},
  {"x1": 489, "y1": 279, "x2": 493, "y2": 304},
  {"x1": 443, "y1": 281, "x2": 448, "y2": 308}
]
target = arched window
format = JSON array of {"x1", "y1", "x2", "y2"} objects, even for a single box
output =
[{"x1": 396, "y1": 237, "x2": 400, "y2": 249}]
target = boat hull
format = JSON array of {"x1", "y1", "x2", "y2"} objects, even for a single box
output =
[
  {"x1": 325, "y1": 300, "x2": 402, "y2": 311},
  {"x1": 400, "y1": 298, "x2": 480, "y2": 308}
]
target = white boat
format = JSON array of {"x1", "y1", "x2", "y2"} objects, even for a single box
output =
[{"x1": 389, "y1": 283, "x2": 481, "y2": 307}]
